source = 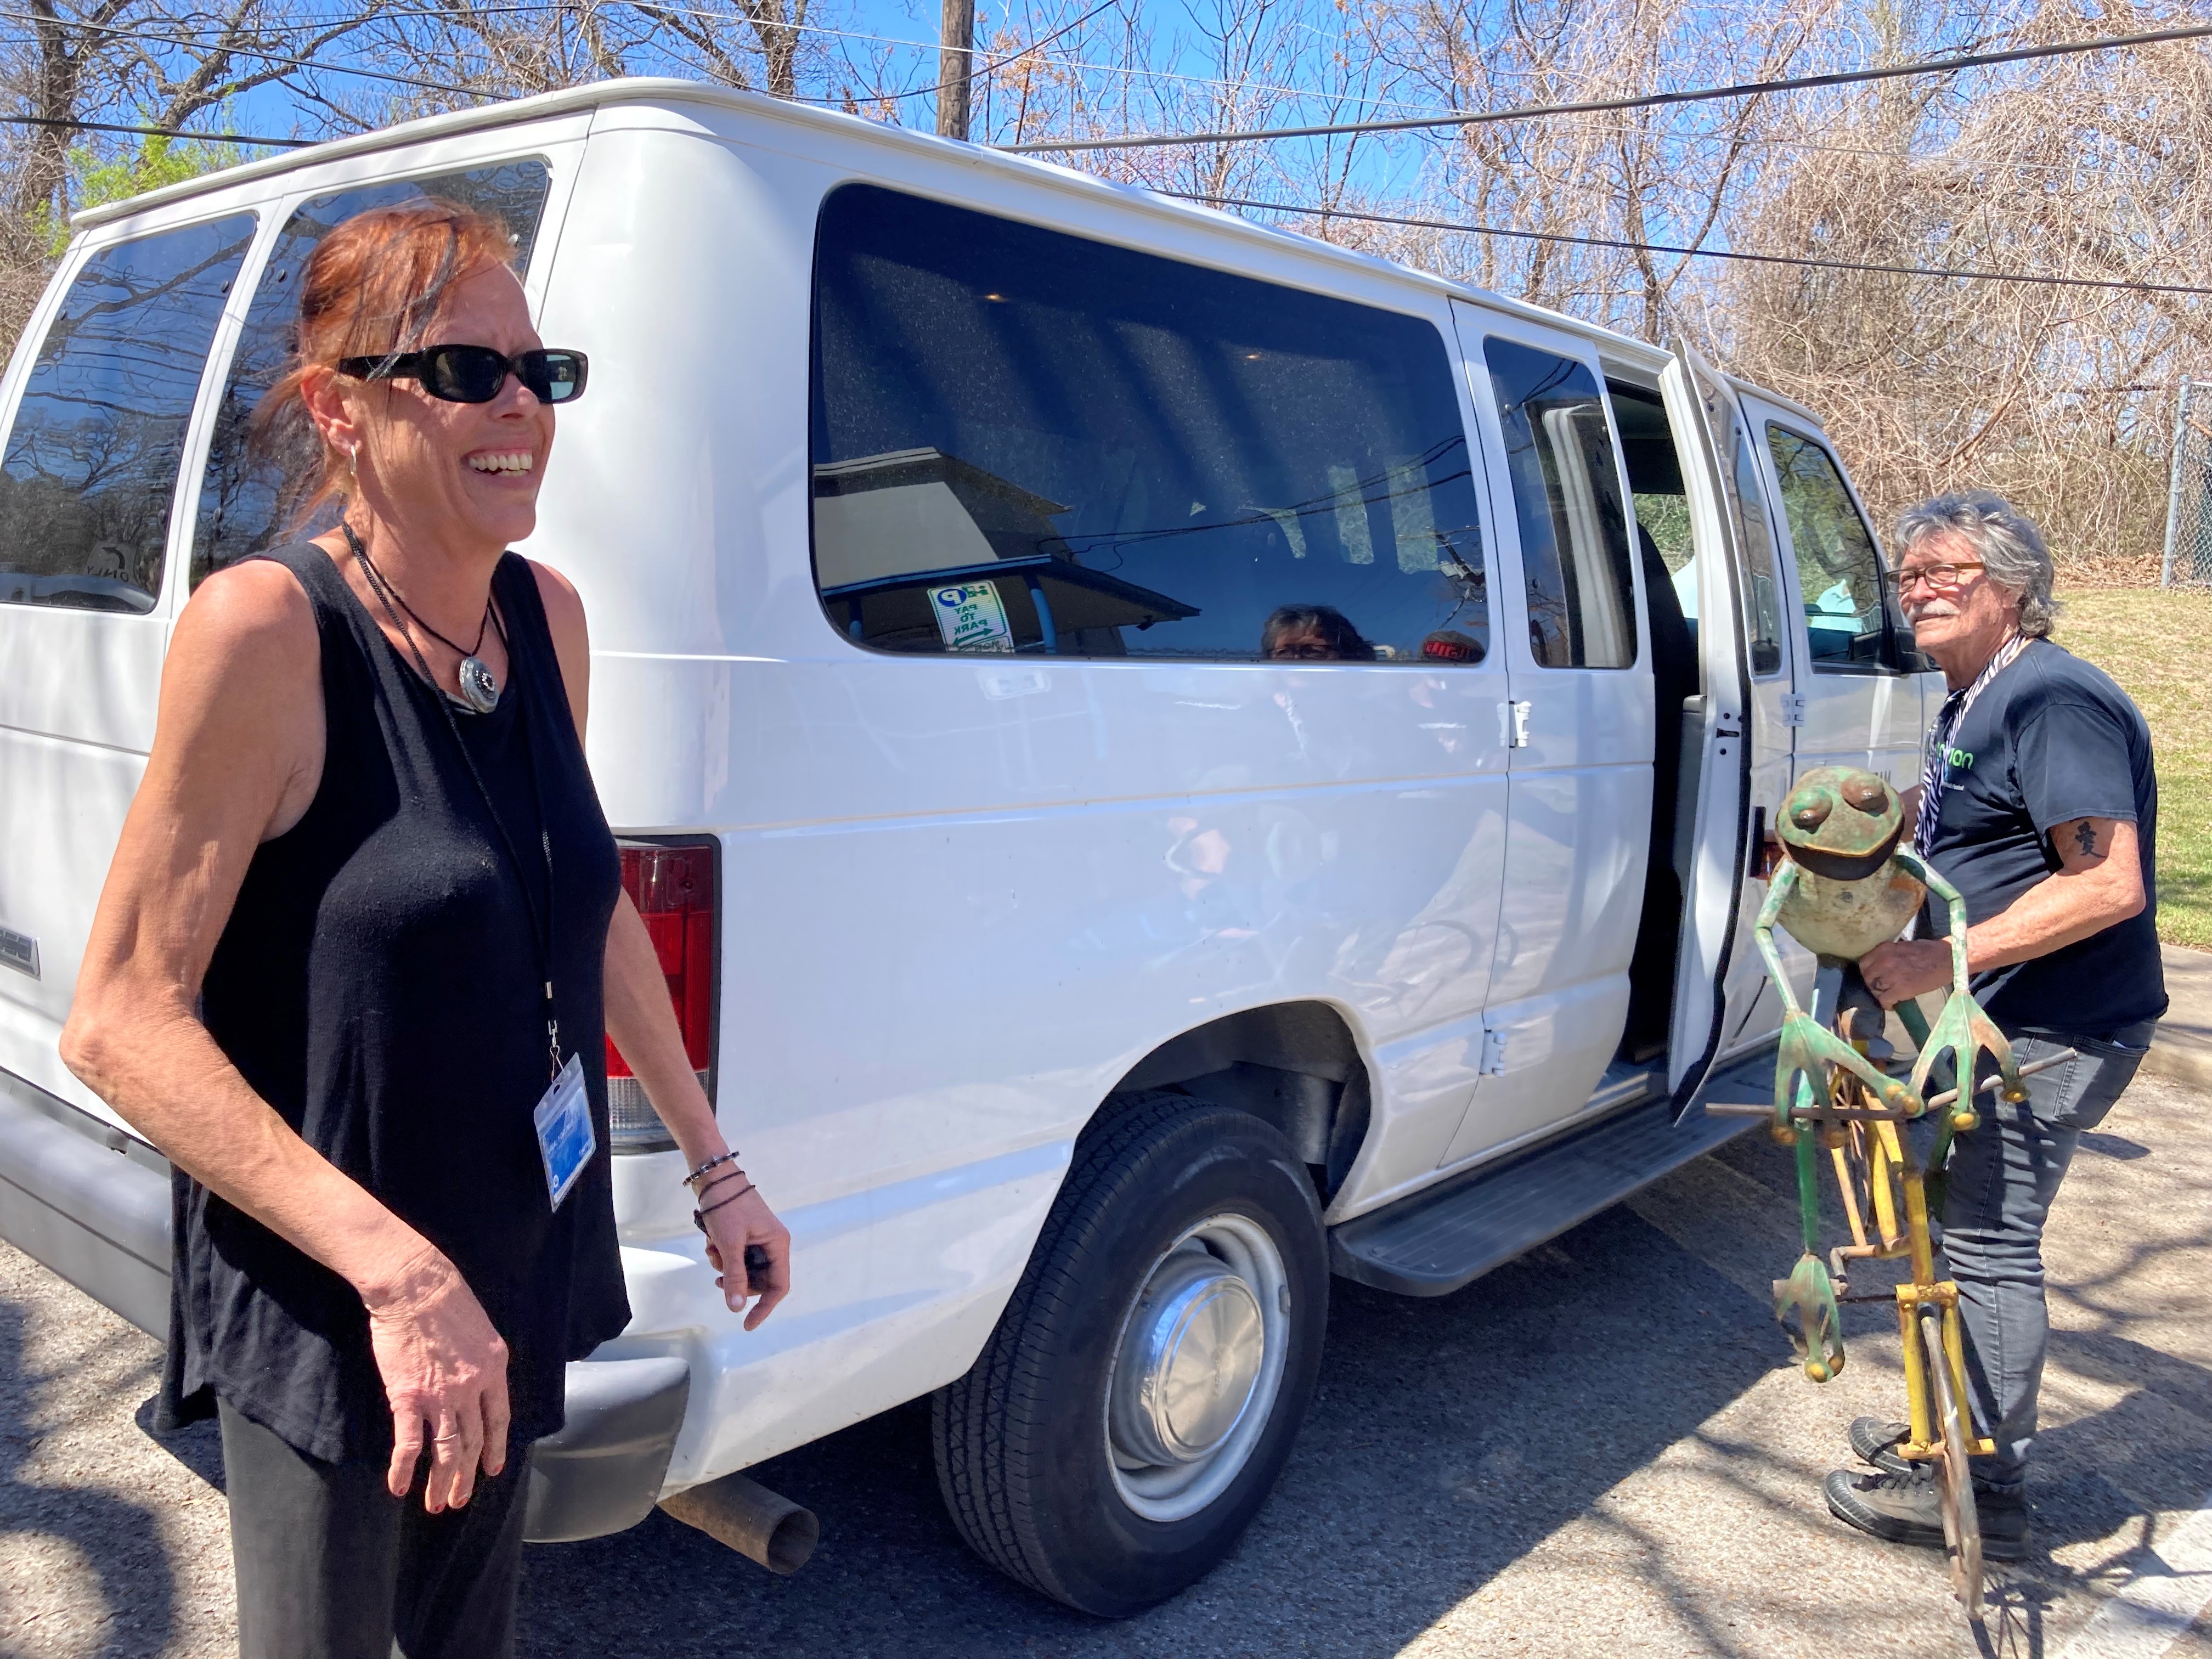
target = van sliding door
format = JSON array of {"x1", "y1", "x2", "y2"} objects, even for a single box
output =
[{"x1": 1436, "y1": 303, "x2": 1652, "y2": 1167}]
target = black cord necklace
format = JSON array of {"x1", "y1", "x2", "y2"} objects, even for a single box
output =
[
  {"x1": 341, "y1": 526, "x2": 562, "y2": 1083},
  {"x1": 345, "y1": 523, "x2": 505, "y2": 713}
]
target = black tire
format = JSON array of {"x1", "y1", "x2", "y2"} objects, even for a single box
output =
[{"x1": 932, "y1": 1091, "x2": 1329, "y2": 1616}]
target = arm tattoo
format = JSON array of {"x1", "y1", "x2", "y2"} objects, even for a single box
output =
[{"x1": 2073, "y1": 820, "x2": 2098, "y2": 858}]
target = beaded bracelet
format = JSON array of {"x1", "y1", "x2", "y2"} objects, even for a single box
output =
[
  {"x1": 683, "y1": 1149, "x2": 743, "y2": 1190},
  {"x1": 692, "y1": 1182, "x2": 757, "y2": 1233}
]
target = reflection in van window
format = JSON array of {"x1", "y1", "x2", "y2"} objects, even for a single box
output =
[
  {"x1": 0, "y1": 216, "x2": 255, "y2": 613},
  {"x1": 189, "y1": 160, "x2": 552, "y2": 586},
  {"x1": 1764, "y1": 423, "x2": 1900, "y2": 672},
  {"x1": 1482, "y1": 338, "x2": 1637, "y2": 668},
  {"x1": 810, "y1": 184, "x2": 1486, "y2": 663}
]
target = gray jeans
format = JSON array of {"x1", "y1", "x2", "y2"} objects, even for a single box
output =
[{"x1": 1940, "y1": 1019, "x2": 2157, "y2": 1495}]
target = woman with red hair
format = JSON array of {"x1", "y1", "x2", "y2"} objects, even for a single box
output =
[{"x1": 60, "y1": 198, "x2": 789, "y2": 1657}]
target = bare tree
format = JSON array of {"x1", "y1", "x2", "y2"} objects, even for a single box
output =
[
  {"x1": 2, "y1": 0, "x2": 2205, "y2": 586},
  {"x1": 1723, "y1": 1, "x2": 2212, "y2": 578}
]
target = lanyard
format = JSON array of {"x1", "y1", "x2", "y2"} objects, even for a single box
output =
[
  {"x1": 1911, "y1": 630, "x2": 2027, "y2": 857},
  {"x1": 348, "y1": 527, "x2": 563, "y2": 1080}
]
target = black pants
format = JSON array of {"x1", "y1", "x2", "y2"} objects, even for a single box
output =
[
  {"x1": 1942, "y1": 1020, "x2": 2156, "y2": 1493},
  {"x1": 219, "y1": 1401, "x2": 533, "y2": 1659}
]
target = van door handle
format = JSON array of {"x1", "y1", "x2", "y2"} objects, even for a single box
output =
[{"x1": 1510, "y1": 701, "x2": 1531, "y2": 747}]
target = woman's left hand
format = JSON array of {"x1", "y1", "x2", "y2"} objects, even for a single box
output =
[{"x1": 700, "y1": 1179, "x2": 791, "y2": 1330}]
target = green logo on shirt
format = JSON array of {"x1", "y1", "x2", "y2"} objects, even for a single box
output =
[{"x1": 1945, "y1": 744, "x2": 1974, "y2": 769}]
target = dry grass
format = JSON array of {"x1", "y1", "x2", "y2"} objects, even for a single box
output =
[{"x1": 2052, "y1": 587, "x2": 2212, "y2": 950}]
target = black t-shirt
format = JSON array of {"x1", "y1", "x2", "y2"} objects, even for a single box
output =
[{"x1": 1919, "y1": 639, "x2": 2166, "y2": 1036}]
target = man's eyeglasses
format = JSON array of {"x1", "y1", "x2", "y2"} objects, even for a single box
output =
[
  {"x1": 337, "y1": 343, "x2": 588, "y2": 406},
  {"x1": 1887, "y1": 560, "x2": 1987, "y2": 594}
]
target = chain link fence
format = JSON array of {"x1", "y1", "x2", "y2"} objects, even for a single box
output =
[{"x1": 2164, "y1": 380, "x2": 2212, "y2": 587}]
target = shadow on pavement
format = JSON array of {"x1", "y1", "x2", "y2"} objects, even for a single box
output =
[
  {"x1": 0, "y1": 1299, "x2": 182, "y2": 1658},
  {"x1": 518, "y1": 1200, "x2": 1785, "y2": 1659}
]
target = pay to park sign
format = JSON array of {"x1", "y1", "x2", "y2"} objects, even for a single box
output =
[{"x1": 930, "y1": 581, "x2": 1015, "y2": 653}]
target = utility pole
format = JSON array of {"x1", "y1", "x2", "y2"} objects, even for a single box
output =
[{"x1": 937, "y1": 0, "x2": 975, "y2": 140}]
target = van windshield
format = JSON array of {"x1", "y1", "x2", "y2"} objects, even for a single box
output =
[{"x1": 810, "y1": 184, "x2": 1488, "y2": 665}]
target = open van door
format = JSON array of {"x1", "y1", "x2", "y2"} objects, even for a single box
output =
[
  {"x1": 1659, "y1": 343, "x2": 1802, "y2": 1115},
  {"x1": 1734, "y1": 391, "x2": 1937, "y2": 793}
]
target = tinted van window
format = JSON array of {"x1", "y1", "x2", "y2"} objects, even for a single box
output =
[
  {"x1": 1764, "y1": 423, "x2": 1909, "y2": 672},
  {"x1": 0, "y1": 215, "x2": 255, "y2": 613},
  {"x1": 1482, "y1": 338, "x2": 1637, "y2": 668},
  {"x1": 189, "y1": 159, "x2": 551, "y2": 586},
  {"x1": 811, "y1": 184, "x2": 1487, "y2": 664}
]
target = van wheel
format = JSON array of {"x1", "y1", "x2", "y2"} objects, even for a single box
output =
[{"x1": 932, "y1": 1091, "x2": 1328, "y2": 1616}]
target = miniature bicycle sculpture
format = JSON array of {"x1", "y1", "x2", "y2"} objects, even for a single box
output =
[{"x1": 1707, "y1": 766, "x2": 2069, "y2": 1620}]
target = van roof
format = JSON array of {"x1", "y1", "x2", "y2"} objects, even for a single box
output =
[{"x1": 74, "y1": 77, "x2": 1822, "y2": 423}]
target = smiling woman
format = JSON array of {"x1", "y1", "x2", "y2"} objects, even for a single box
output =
[{"x1": 55, "y1": 200, "x2": 790, "y2": 1659}]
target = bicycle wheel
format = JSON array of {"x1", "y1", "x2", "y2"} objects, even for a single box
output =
[{"x1": 1922, "y1": 1302, "x2": 1984, "y2": 1618}]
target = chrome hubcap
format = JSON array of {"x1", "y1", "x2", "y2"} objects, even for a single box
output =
[
  {"x1": 1109, "y1": 1256, "x2": 1265, "y2": 1465},
  {"x1": 1104, "y1": 1213, "x2": 1290, "y2": 1523}
]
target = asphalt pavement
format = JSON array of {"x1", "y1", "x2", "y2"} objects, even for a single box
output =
[{"x1": 4, "y1": 1062, "x2": 2210, "y2": 1659}]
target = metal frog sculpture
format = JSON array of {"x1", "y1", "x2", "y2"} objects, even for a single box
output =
[{"x1": 1751, "y1": 766, "x2": 2027, "y2": 1382}]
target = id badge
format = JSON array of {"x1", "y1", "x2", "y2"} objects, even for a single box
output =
[{"x1": 533, "y1": 1053, "x2": 595, "y2": 1211}]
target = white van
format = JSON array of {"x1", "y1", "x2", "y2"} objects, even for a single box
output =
[{"x1": 0, "y1": 80, "x2": 1937, "y2": 1615}]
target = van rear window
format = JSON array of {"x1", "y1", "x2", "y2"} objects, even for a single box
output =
[
  {"x1": 190, "y1": 159, "x2": 552, "y2": 586},
  {"x1": 810, "y1": 184, "x2": 1488, "y2": 665},
  {"x1": 0, "y1": 215, "x2": 255, "y2": 613}
]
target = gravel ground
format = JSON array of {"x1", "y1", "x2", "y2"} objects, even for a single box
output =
[{"x1": 4, "y1": 1067, "x2": 2210, "y2": 1659}]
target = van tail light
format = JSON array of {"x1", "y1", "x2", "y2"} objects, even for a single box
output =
[{"x1": 606, "y1": 840, "x2": 716, "y2": 1153}]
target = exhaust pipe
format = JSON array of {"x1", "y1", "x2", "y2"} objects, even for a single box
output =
[{"x1": 659, "y1": 1473, "x2": 820, "y2": 1575}]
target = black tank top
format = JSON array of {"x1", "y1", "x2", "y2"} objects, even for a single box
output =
[{"x1": 161, "y1": 541, "x2": 631, "y2": 1465}]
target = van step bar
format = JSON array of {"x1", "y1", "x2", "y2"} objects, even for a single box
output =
[{"x1": 1328, "y1": 1048, "x2": 1774, "y2": 1297}]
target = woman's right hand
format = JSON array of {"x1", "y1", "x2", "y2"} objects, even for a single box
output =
[{"x1": 363, "y1": 1246, "x2": 512, "y2": 1511}]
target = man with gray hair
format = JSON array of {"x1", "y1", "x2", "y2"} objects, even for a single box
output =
[{"x1": 1825, "y1": 491, "x2": 2165, "y2": 1560}]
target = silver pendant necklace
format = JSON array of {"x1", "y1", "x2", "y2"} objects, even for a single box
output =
[
  {"x1": 345, "y1": 525, "x2": 503, "y2": 713},
  {"x1": 455, "y1": 654, "x2": 500, "y2": 715}
]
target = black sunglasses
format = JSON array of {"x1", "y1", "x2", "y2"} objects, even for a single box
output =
[{"x1": 337, "y1": 343, "x2": 588, "y2": 405}]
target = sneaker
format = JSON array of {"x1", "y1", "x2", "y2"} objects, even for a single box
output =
[
  {"x1": 1824, "y1": 1466, "x2": 2030, "y2": 1561},
  {"x1": 1849, "y1": 1416, "x2": 1914, "y2": 1477}
]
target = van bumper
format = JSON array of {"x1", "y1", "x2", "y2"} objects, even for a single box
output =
[
  {"x1": 523, "y1": 1355, "x2": 693, "y2": 1542},
  {"x1": 0, "y1": 1065, "x2": 171, "y2": 1337}
]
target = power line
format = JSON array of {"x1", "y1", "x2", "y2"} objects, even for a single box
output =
[
  {"x1": 1170, "y1": 193, "x2": 2212, "y2": 297},
  {"x1": 1, "y1": 112, "x2": 311, "y2": 146},
  {"x1": 1005, "y1": 20, "x2": 2212, "y2": 152}
]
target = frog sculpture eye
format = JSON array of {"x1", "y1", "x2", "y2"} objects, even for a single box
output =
[{"x1": 1841, "y1": 775, "x2": 1891, "y2": 815}]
